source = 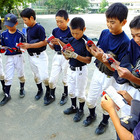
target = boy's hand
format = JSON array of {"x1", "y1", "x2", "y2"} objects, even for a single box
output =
[
  {"x1": 90, "y1": 47, "x2": 104, "y2": 62},
  {"x1": 51, "y1": 38, "x2": 60, "y2": 45},
  {"x1": 116, "y1": 65, "x2": 131, "y2": 79},
  {"x1": 117, "y1": 90, "x2": 132, "y2": 105},
  {"x1": 86, "y1": 43, "x2": 97, "y2": 54},
  {"x1": 102, "y1": 53, "x2": 109, "y2": 63},
  {"x1": 103, "y1": 53, "x2": 119, "y2": 70},
  {"x1": 62, "y1": 43, "x2": 74, "y2": 52},
  {"x1": 62, "y1": 50, "x2": 70, "y2": 60},
  {"x1": 0, "y1": 47, "x2": 6, "y2": 53},
  {"x1": 46, "y1": 35, "x2": 55, "y2": 43},
  {"x1": 87, "y1": 40, "x2": 96, "y2": 47},
  {"x1": 63, "y1": 50, "x2": 78, "y2": 59},
  {"x1": 16, "y1": 43, "x2": 26, "y2": 52},
  {"x1": 101, "y1": 94, "x2": 116, "y2": 113},
  {"x1": 19, "y1": 43, "x2": 30, "y2": 49}
]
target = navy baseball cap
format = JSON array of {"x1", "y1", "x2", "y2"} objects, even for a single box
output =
[{"x1": 4, "y1": 13, "x2": 17, "y2": 27}]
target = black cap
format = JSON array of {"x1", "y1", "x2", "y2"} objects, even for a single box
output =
[{"x1": 4, "y1": 13, "x2": 17, "y2": 27}]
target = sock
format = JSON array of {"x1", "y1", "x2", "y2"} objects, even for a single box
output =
[
  {"x1": 5, "y1": 85, "x2": 11, "y2": 96},
  {"x1": 37, "y1": 83, "x2": 43, "y2": 91},
  {"x1": 20, "y1": 82, "x2": 25, "y2": 90},
  {"x1": 89, "y1": 107, "x2": 96, "y2": 117},
  {"x1": 1, "y1": 80, "x2": 5, "y2": 88},
  {"x1": 102, "y1": 114, "x2": 110, "y2": 124},
  {"x1": 79, "y1": 102, "x2": 85, "y2": 111},
  {"x1": 46, "y1": 85, "x2": 50, "y2": 93},
  {"x1": 64, "y1": 86, "x2": 68, "y2": 96},
  {"x1": 50, "y1": 88, "x2": 56, "y2": 97},
  {"x1": 71, "y1": 97, "x2": 77, "y2": 109}
]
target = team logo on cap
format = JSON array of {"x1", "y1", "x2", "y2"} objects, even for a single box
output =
[
  {"x1": 121, "y1": 115, "x2": 132, "y2": 124},
  {"x1": 7, "y1": 17, "x2": 10, "y2": 21}
]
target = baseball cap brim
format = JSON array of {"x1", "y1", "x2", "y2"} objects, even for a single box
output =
[{"x1": 4, "y1": 21, "x2": 16, "y2": 27}]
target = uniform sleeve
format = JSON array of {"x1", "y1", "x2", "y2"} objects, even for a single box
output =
[
  {"x1": 86, "y1": 49, "x2": 92, "y2": 57},
  {"x1": 96, "y1": 30, "x2": 104, "y2": 47},
  {"x1": 52, "y1": 29, "x2": 55, "y2": 36},
  {"x1": 127, "y1": 39, "x2": 140, "y2": 67},
  {"x1": 82, "y1": 35, "x2": 93, "y2": 57},
  {"x1": 133, "y1": 122, "x2": 140, "y2": 140},
  {"x1": 117, "y1": 41, "x2": 130, "y2": 61},
  {"x1": 38, "y1": 25, "x2": 46, "y2": 41}
]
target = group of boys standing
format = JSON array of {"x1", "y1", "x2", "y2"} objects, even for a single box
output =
[{"x1": 0, "y1": 2, "x2": 140, "y2": 138}]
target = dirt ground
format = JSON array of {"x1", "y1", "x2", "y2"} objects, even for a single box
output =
[{"x1": 0, "y1": 13, "x2": 138, "y2": 140}]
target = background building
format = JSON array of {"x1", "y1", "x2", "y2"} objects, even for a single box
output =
[{"x1": 89, "y1": 0, "x2": 140, "y2": 13}]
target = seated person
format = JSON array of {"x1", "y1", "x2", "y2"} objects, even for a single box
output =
[{"x1": 101, "y1": 90, "x2": 140, "y2": 140}]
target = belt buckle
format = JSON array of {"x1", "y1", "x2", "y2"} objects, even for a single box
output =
[
  {"x1": 37, "y1": 52, "x2": 41, "y2": 55},
  {"x1": 57, "y1": 51, "x2": 61, "y2": 55},
  {"x1": 70, "y1": 66, "x2": 76, "y2": 71}
]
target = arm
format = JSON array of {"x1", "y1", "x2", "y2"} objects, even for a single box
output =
[
  {"x1": 101, "y1": 95, "x2": 134, "y2": 140},
  {"x1": 20, "y1": 40, "x2": 47, "y2": 49},
  {"x1": 87, "y1": 45, "x2": 104, "y2": 62},
  {"x1": 50, "y1": 38, "x2": 66, "y2": 50},
  {"x1": 50, "y1": 38, "x2": 64, "y2": 46},
  {"x1": 63, "y1": 50, "x2": 91, "y2": 63},
  {"x1": 87, "y1": 45, "x2": 117, "y2": 69},
  {"x1": 63, "y1": 49, "x2": 92, "y2": 64},
  {"x1": 102, "y1": 53, "x2": 120, "y2": 71},
  {"x1": 76, "y1": 56, "x2": 91, "y2": 64},
  {"x1": 45, "y1": 36, "x2": 54, "y2": 50},
  {"x1": 116, "y1": 65, "x2": 140, "y2": 86},
  {"x1": 117, "y1": 90, "x2": 133, "y2": 105}
]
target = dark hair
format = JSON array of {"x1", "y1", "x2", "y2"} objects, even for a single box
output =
[
  {"x1": 70, "y1": 17, "x2": 85, "y2": 30},
  {"x1": 129, "y1": 15, "x2": 140, "y2": 29},
  {"x1": 20, "y1": 8, "x2": 36, "y2": 20},
  {"x1": 105, "y1": 2, "x2": 128, "y2": 22},
  {"x1": 55, "y1": 10, "x2": 68, "y2": 20}
]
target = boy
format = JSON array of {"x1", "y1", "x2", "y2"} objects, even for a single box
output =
[
  {"x1": 44, "y1": 10, "x2": 72, "y2": 106},
  {"x1": 0, "y1": 13, "x2": 26, "y2": 106},
  {"x1": 110, "y1": 15, "x2": 140, "y2": 115},
  {"x1": 0, "y1": 54, "x2": 5, "y2": 93},
  {"x1": 115, "y1": 15, "x2": 140, "y2": 86},
  {"x1": 20, "y1": 8, "x2": 50, "y2": 101},
  {"x1": 0, "y1": 32, "x2": 5, "y2": 93},
  {"x1": 84, "y1": 3, "x2": 130, "y2": 135},
  {"x1": 101, "y1": 15, "x2": 140, "y2": 140},
  {"x1": 101, "y1": 91, "x2": 140, "y2": 140},
  {"x1": 62, "y1": 17, "x2": 92, "y2": 122}
]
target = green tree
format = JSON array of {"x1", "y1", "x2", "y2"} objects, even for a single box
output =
[
  {"x1": 0, "y1": 0, "x2": 36, "y2": 17},
  {"x1": 45, "y1": 0, "x2": 89, "y2": 14},
  {"x1": 99, "y1": 0, "x2": 108, "y2": 13}
]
